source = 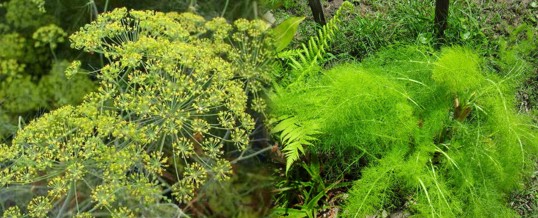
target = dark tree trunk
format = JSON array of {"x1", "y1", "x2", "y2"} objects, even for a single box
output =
[
  {"x1": 308, "y1": 0, "x2": 326, "y2": 25},
  {"x1": 434, "y1": 0, "x2": 449, "y2": 44}
]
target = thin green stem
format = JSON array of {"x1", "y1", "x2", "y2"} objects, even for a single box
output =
[
  {"x1": 221, "y1": 0, "x2": 229, "y2": 17},
  {"x1": 230, "y1": 145, "x2": 273, "y2": 164},
  {"x1": 103, "y1": 0, "x2": 109, "y2": 12}
]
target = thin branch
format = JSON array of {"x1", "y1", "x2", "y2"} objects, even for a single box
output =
[{"x1": 230, "y1": 146, "x2": 273, "y2": 164}]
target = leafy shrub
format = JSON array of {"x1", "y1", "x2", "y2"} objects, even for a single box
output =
[
  {"x1": 0, "y1": 7, "x2": 273, "y2": 217},
  {"x1": 38, "y1": 61, "x2": 95, "y2": 109}
]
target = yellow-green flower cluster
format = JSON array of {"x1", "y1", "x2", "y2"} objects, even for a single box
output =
[
  {"x1": 0, "y1": 3, "x2": 94, "y2": 140},
  {"x1": 230, "y1": 18, "x2": 273, "y2": 96},
  {"x1": 0, "y1": 33, "x2": 26, "y2": 78},
  {"x1": 2, "y1": 205, "x2": 22, "y2": 217},
  {"x1": 2, "y1": 104, "x2": 163, "y2": 215},
  {"x1": 70, "y1": 7, "x2": 272, "y2": 160},
  {"x1": 5, "y1": 0, "x2": 52, "y2": 29},
  {"x1": 1, "y1": 8, "x2": 274, "y2": 217},
  {"x1": 32, "y1": 24, "x2": 67, "y2": 49}
]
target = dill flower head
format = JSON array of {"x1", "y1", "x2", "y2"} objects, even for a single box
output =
[
  {"x1": 32, "y1": 24, "x2": 67, "y2": 49},
  {"x1": 1, "y1": 8, "x2": 273, "y2": 216}
]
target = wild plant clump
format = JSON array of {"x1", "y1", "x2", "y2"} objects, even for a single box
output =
[
  {"x1": 270, "y1": 45, "x2": 538, "y2": 216},
  {"x1": 0, "y1": 8, "x2": 273, "y2": 217}
]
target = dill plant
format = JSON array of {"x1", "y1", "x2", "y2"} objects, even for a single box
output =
[
  {"x1": 3, "y1": 0, "x2": 53, "y2": 29},
  {"x1": 1, "y1": 8, "x2": 273, "y2": 217},
  {"x1": 0, "y1": 0, "x2": 97, "y2": 141},
  {"x1": 270, "y1": 45, "x2": 538, "y2": 216}
]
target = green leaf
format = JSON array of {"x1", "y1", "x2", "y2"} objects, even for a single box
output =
[
  {"x1": 273, "y1": 16, "x2": 305, "y2": 52},
  {"x1": 271, "y1": 116, "x2": 296, "y2": 133},
  {"x1": 271, "y1": 208, "x2": 308, "y2": 218}
]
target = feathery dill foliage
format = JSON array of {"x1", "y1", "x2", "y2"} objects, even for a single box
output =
[
  {"x1": 271, "y1": 45, "x2": 538, "y2": 216},
  {"x1": 432, "y1": 47, "x2": 484, "y2": 95},
  {"x1": 0, "y1": 8, "x2": 273, "y2": 217}
]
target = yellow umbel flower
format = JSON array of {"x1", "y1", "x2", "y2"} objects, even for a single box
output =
[{"x1": 2, "y1": 7, "x2": 274, "y2": 217}]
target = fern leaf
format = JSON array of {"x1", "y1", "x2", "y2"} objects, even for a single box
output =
[
  {"x1": 283, "y1": 141, "x2": 302, "y2": 173},
  {"x1": 271, "y1": 116, "x2": 297, "y2": 133},
  {"x1": 271, "y1": 116, "x2": 321, "y2": 173},
  {"x1": 288, "y1": 57, "x2": 302, "y2": 70},
  {"x1": 277, "y1": 49, "x2": 301, "y2": 59},
  {"x1": 277, "y1": 2, "x2": 353, "y2": 86},
  {"x1": 297, "y1": 52, "x2": 309, "y2": 67}
]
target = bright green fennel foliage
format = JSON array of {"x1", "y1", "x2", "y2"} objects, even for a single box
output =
[
  {"x1": 270, "y1": 45, "x2": 538, "y2": 216},
  {"x1": 1, "y1": 8, "x2": 273, "y2": 217},
  {"x1": 271, "y1": 63, "x2": 417, "y2": 158},
  {"x1": 432, "y1": 46, "x2": 485, "y2": 96},
  {"x1": 340, "y1": 47, "x2": 538, "y2": 217}
]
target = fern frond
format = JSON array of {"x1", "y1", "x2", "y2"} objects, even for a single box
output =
[
  {"x1": 271, "y1": 116, "x2": 321, "y2": 173},
  {"x1": 277, "y1": 49, "x2": 302, "y2": 59},
  {"x1": 279, "y1": 2, "x2": 353, "y2": 86}
]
